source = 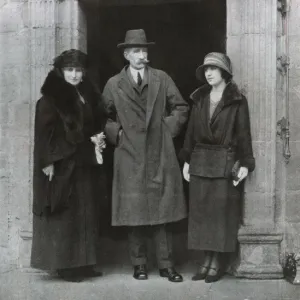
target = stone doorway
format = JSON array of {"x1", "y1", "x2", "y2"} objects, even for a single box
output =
[
  {"x1": 12, "y1": 0, "x2": 283, "y2": 279},
  {"x1": 81, "y1": 0, "x2": 227, "y2": 267}
]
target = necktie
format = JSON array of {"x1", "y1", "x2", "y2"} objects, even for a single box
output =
[{"x1": 137, "y1": 72, "x2": 142, "y2": 86}]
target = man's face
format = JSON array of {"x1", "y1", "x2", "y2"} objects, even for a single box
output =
[{"x1": 124, "y1": 47, "x2": 148, "y2": 70}]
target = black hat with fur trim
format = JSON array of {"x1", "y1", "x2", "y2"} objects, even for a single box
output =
[{"x1": 53, "y1": 49, "x2": 88, "y2": 69}]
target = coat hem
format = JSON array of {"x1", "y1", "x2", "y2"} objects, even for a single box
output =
[
  {"x1": 188, "y1": 244, "x2": 237, "y2": 253},
  {"x1": 111, "y1": 214, "x2": 187, "y2": 226},
  {"x1": 30, "y1": 262, "x2": 97, "y2": 271}
]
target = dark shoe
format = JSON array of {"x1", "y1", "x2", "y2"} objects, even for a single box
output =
[
  {"x1": 57, "y1": 270, "x2": 84, "y2": 282},
  {"x1": 81, "y1": 267, "x2": 103, "y2": 278},
  {"x1": 159, "y1": 267, "x2": 183, "y2": 283},
  {"x1": 205, "y1": 267, "x2": 224, "y2": 283},
  {"x1": 192, "y1": 266, "x2": 209, "y2": 281},
  {"x1": 133, "y1": 265, "x2": 148, "y2": 280}
]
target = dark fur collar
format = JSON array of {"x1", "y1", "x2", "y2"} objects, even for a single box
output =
[
  {"x1": 41, "y1": 70, "x2": 97, "y2": 144},
  {"x1": 41, "y1": 70, "x2": 87, "y2": 117},
  {"x1": 190, "y1": 81, "x2": 243, "y2": 106}
]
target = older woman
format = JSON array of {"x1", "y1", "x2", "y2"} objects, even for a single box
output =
[
  {"x1": 180, "y1": 52, "x2": 255, "y2": 283},
  {"x1": 31, "y1": 49, "x2": 107, "y2": 281}
]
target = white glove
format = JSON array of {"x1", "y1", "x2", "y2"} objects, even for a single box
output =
[
  {"x1": 91, "y1": 132, "x2": 106, "y2": 148},
  {"x1": 233, "y1": 166, "x2": 248, "y2": 186},
  {"x1": 42, "y1": 164, "x2": 54, "y2": 181},
  {"x1": 183, "y1": 162, "x2": 190, "y2": 182},
  {"x1": 91, "y1": 132, "x2": 106, "y2": 165}
]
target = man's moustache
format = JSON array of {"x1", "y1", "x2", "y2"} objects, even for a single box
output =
[{"x1": 139, "y1": 59, "x2": 149, "y2": 64}]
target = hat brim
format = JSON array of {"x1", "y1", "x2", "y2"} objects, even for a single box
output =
[
  {"x1": 117, "y1": 42, "x2": 155, "y2": 48},
  {"x1": 195, "y1": 63, "x2": 233, "y2": 82}
]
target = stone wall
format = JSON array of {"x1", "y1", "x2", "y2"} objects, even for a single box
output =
[
  {"x1": 0, "y1": 0, "x2": 86, "y2": 273},
  {"x1": 282, "y1": 0, "x2": 300, "y2": 255},
  {"x1": 0, "y1": 0, "x2": 31, "y2": 272}
]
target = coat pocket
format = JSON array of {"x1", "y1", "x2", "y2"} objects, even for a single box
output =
[{"x1": 189, "y1": 144, "x2": 236, "y2": 178}]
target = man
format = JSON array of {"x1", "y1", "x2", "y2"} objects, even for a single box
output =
[{"x1": 103, "y1": 29, "x2": 188, "y2": 282}]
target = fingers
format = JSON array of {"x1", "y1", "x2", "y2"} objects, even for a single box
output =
[
  {"x1": 49, "y1": 172, "x2": 54, "y2": 181},
  {"x1": 186, "y1": 174, "x2": 190, "y2": 182},
  {"x1": 234, "y1": 167, "x2": 249, "y2": 186},
  {"x1": 238, "y1": 167, "x2": 248, "y2": 181},
  {"x1": 183, "y1": 169, "x2": 190, "y2": 182},
  {"x1": 183, "y1": 163, "x2": 190, "y2": 182},
  {"x1": 183, "y1": 173, "x2": 190, "y2": 182}
]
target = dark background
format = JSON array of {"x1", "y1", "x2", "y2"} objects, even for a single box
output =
[{"x1": 82, "y1": 0, "x2": 226, "y2": 266}]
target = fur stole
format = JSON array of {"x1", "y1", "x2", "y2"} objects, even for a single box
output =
[{"x1": 41, "y1": 70, "x2": 101, "y2": 144}]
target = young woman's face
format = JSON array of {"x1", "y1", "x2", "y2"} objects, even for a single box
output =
[
  {"x1": 63, "y1": 67, "x2": 83, "y2": 86},
  {"x1": 204, "y1": 66, "x2": 225, "y2": 87}
]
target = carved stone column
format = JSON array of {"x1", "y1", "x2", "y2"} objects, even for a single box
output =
[
  {"x1": 227, "y1": 0, "x2": 283, "y2": 279},
  {"x1": 0, "y1": 0, "x2": 32, "y2": 273},
  {"x1": 19, "y1": 0, "x2": 87, "y2": 270}
]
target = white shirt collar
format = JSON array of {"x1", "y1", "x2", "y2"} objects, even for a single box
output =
[{"x1": 129, "y1": 66, "x2": 145, "y2": 83}]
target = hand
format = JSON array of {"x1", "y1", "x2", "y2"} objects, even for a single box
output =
[
  {"x1": 118, "y1": 129, "x2": 123, "y2": 138},
  {"x1": 97, "y1": 137, "x2": 106, "y2": 149},
  {"x1": 91, "y1": 132, "x2": 106, "y2": 149},
  {"x1": 183, "y1": 162, "x2": 190, "y2": 182},
  {"x1": 233, "y1": 166, "x2": 248, "y2": 186},
  {"x1": 42, "y1": 164, "x2": 54, "y2": 181}
]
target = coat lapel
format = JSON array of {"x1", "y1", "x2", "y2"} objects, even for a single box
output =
[
  {"x1": 202, "y1": 95, "x2": 215, "y2": 141},
  {"x1": 146, "y1": 67, "x2": 160, "y2": 129},
  {"x1": 210, "y1": 98, "x2": 224, "y2": 125}
]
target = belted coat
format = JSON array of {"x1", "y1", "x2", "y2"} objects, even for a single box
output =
[
  {"x1": 103, "y1": 66, "x2": 189, "y2": 226},
  {"x1": 180, "y1": 82, "x2": 255, "y2": 252}
]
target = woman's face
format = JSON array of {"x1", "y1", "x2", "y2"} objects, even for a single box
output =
[
  {"x1": 62, "y1": 67, "x2": 83, "y2": 86},
  {"x1": 204, "y1": 66, "x2": 225, "y2": 87}
]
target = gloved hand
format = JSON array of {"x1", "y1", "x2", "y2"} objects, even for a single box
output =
[
  {"x1": 233, "y1": 166, "x2": 248, "y2": 186},
  {"x1": 183, "y1": 162, "x2": 190, "y2": 182}
]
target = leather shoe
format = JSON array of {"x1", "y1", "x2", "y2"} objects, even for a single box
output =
[
  {"x1": 159, "y1": 267, "x2": 183, "y2": 282},
  {"x1": 192, "y1": 265, "x2": 209, "y2": 281},
  {"x1": 205, "y1": 267, "x2": 224, "y2": 283},
  {"x1": 133, "y1": 265, "x2": 148, "y2": 280}
]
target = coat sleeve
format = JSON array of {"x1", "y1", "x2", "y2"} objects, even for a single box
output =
[
  {"x1": 91, "y1": 86, "x2": 108, "y2": 135},
  {"x1": 235, "y1": 96, "x2": 255, "y2": 172},
  {"x1": 178, "y1": 104, "x2": 196, "y2": 163},
  {"x1": 34, "y1": 97, "x2": 76, "y2": 169},
  {"x1": 102, "y1": 79, "x2": 122, "y2": 146},
  {"x1": 163, "y1": 75, "x2": 189, "y2": 138}
]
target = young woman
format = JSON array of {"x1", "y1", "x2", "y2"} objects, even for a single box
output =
[
  {"x1": 180, "y1": 52, "x2": 255, "y2": 283},
  {"x1": 31, "y1": 49, "x2": 107, "y2": 281}
]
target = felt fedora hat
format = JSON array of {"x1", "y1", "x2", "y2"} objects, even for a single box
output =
[
  {"x1": 196, "y1": 52, "x2": 233, "y2": 82},
  {"x1": 117, "y1": 29, "x2": 155, "y2": 48}
]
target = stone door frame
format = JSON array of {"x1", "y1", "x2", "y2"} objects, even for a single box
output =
[{"x1": 16, "y1": 0, "x2": 283, "y2": 278}]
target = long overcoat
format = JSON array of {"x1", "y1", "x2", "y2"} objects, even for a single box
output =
[
  {"x1": 31, "y1": 70, "x2": 107, "y2": 270},
  {"x1": 103, "y1": 66, "x2": 189, "y2": 226},
  {"x1": 180, "y1": 82, "x2": 255, "y2": 252}
]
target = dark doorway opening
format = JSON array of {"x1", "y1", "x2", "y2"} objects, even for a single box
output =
[
  {"x1": 86, "y1": 0, "x2": 226, "y2": 99},
  {"x1": 84, "y1": 0, "x2": 226, "y2": 266}
]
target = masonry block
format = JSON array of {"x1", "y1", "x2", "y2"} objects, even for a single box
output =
[{"x1": 235, "y1": 227, "x2": 283, "y2": 279}]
